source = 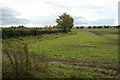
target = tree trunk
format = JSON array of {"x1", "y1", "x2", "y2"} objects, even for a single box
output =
[{"x1": 63, "y1": 28, "x2": 67, "y2": 33}]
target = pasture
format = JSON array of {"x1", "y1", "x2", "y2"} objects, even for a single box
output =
[{"x1": 2, "y1": 28, "x2": 119, "y2": 78}]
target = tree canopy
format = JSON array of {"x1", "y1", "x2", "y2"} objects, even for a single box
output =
[{"x1": 56, "y1": 13, "x2": 74, "y2": 32}]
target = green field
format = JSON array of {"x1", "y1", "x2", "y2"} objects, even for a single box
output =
[{"x1": 2, "y1": 28, "x2": 119, "y2": 78}]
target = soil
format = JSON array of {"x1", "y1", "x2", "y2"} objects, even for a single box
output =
[{"x1": 49, "y1": 59, "x2": 118, "y2": 71}]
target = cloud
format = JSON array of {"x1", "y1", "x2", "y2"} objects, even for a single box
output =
[
  {"x1": 2, "y1": 7, "x2": 20, "y2": 18},
  {"x1": 1, "y1": 7, "x2": 29, "y2": 25},
  {"x1": 28, "y1": 15, "x2": 88, "y2": 26},
  {"x1": 1, "y1": 0, "x2": 118, "y2": 26},
  {"x1": 90, "y1": 18, "x2": 115, "y2": 25},
  {"x1": 43, "y1": 0, "x2": 105, "y2": 9},
  {"x1": 73, "y1": 16, "x2": 88, "y2": 25},
  {"x1": 27, "y1": 14, "x2": 58, "y2": 26},
  {"x1": 118, "y1": 1, "x2": 120, "y2": 25}
]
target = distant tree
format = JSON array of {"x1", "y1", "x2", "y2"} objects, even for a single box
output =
[
  {"x1": 18, "y1": 25, "x2": 25, "y2": 28},
  {"x1": 11, "y1": 26, "x2": 14, "y2": 28},
  {"x1": 56, "y1": 13, "x2": 74, "y2": 32},
  {"x1": 88, "y1": 26, "x2": 91, "y2": 29},
  {"x1": 53, "y1": 25, "x2": 57, "y2": 29},
  {"x1": 44, "y1": 25, "x2": 48, "y2": 29},
  {"x1": 93, "y1": 26, "x2": 96, "y2": 29},
  {"x1": 10, "y1": 26, "x2": 17, "y2": 29},
  {"x1": 80, "y1": 26, "x2": 84, "y2": 29},
  {"x1": 118, "y1": 25, "x2": 120, "y2": 28},
  {"x1": 76, "y1": 26, "x2": 79, "y2": 29},
  {"x1": 39, "y1": 27, "x2": 42, "y2": 29},
  {"x1": 48, "y1": 25, "x2": 52, "y2": 29}
]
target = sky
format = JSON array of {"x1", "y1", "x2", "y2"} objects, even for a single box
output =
[
  {"x1": 119, "y1": 1, "x2": 120, "y2": 25},
  {"x1": 0, "y1": 0, "x2": 119, "y2": 27}
]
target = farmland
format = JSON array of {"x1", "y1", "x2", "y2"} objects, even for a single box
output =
[{"x1": 2, "y1": 27, "x2": 120, "y2": 78}]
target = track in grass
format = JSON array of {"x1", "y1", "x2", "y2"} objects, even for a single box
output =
[
  {"x1": 3, "y1": 29, "x2": 119, "y2": 78},
  {"x1": 27, "y1": 29, "x2": 118, "y2": 78}
]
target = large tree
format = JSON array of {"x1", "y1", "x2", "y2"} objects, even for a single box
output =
[{"x1": 56, "y1": 13, "x2": 74, "y2": 32}]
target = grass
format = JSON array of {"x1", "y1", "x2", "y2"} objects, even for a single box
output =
[
  {"x1": 47, "y1": 63, "x2": 117, "y2": 78},
  {"x1": 2, "y1": 43, "x2": 49, "y2": 78},
  {"x1": 2, "y1": 28, "x2": 119, "y2": 78},
  {"x1": 29, "y1": 29, "x2": 118, "y2": 62}
]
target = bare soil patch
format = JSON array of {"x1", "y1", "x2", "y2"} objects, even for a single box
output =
[
  {"x1": 49, "y1": 59, "x2": 118, "y2": 71},
  {"x1": 89, "y1": 31, "x2": 103, "y2": 36},
  {"x1": 110, "y1": 32, "x2": 120, "y2": 34},
  {"x1": 71, "y1": 45, "x2": 97, "y2": 48},
  {"x1": 100, "y1": 42, "x2": 118, "y2": 45},
  {"x1": 89, "y1": 30, "x2": 120, "y2": 36}
]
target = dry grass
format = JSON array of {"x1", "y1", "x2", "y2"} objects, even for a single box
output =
[{"x1": 2, "y1": 43, "x2": 48, "y2": 78}]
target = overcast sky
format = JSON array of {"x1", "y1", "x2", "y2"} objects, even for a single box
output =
[{"x1": 0, "y1": 0, "x2": 119, "y2": 27}]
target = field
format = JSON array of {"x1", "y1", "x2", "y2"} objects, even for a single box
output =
[{"x1": 2, "y1": 28, "x2": 119, "y2": 78}]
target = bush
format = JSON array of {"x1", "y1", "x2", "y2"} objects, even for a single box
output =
[
  {"x1": 2, "y1": 28, "x2": 65, "y2": 39},
  {"x1": 97, "y1": 26, "x2": 102, "y2": 29},
  {"x1": 88, "y1": 26, "x2": 91, "y2": 29},
  {"x1": 76, "y1": 27, "x2": 79, "y2": 29},
  {"x1": 104, "y1": 26, "x2": 109, "y2": 28},
  {"x1": 80, "y1": 26, "x2": 84, "y2": 29},
  {"x1": 93, "y1": 26, "x2": 97, "y2": 29}
]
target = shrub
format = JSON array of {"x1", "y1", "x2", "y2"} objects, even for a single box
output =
[
  {"x1": 93, "y1": 26, "x2": 97, "y2": 29},
  {"x1": 2, "y1": 28, "x2": 65, "y2": 39},
  {"x1": 80, "y1": 26, "x2": 84, "y2": 29},
  {"x1": 76, "y1": 27, "x2": 79, "y2": 29},
  {"x1": 104, "y1": 26, "x2": 109, "y2": 28},
  {"x1": 97, "y1": 26, "x2": 102, "y2": 29},
  {"x1": 88, "y1": 26, "x2": 91, "y2": 29}
]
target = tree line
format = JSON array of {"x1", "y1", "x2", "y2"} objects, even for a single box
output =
[
  {"x1": 2, "y1": 13, "x2": 74, "y2": 39},
  {"x1": 2, "y1": 27, "x2": 65, "y2": 39},
  {"x1": 76, "y1": 25, "x2": 120, "y2": 29},
  {"x1": 2, "y1": 13, "x2": 119, "y2": 39}
]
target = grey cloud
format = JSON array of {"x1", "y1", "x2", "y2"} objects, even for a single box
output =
[
  {"x1": 73, "y1": 16, "x2": 115, "y2": 26},
  {"x1": 73, "y1": 16, "x2": 88, "y2": 25},
  {"x1": 43, "y1": 0, "x2": 103, "y2": 9},
  {"x1": 2, "y1": 7, "x2": 20, "y2": 18},
  {"x1": 91, "y1": 18, "x2": 115, "y2": 25},
  {"x1": 29, "y1": 15, "x2": 88, "y2": 26},
  {"x1": 54, "y1": 4, "x2": 103, "y2": 10},
  {"x1": 73, "y1": 16, "x2": 84, "y2": 19},
  {"x1": 29, "y1": 15, "x2": 58, "y2": 26},
  {"x1": 1, "y1": 7, "x2": 29, "y2": 25},
  {"x1": 2, "y1": 17, "x2": 28, "y2": 25}
]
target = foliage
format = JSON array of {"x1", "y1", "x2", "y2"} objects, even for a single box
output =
[
  {"x1": 2, "y1": 27, "x2": 65, "y2": 39},
  {"x1": 76, "y1": 26, "x2": 79, "y2": 29},
  {"x1": 88, "y1": 26, "x2": 91, "y2": 29},
  {"x1": 56, "y1": 13, "x2": 74, "y2": 32},
  {"x1": 17, "y1": 25, "x2": 26, "y2": 28},
  {"x1": 80, "y1": 26, "x2": 84, "y2": 29},
  {"x1": 104, "y1": 25, "x2": 109, "y2": 28}
]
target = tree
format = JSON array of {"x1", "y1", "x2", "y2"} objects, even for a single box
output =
[
  {"x1": 53, "y1": 25, "x2": 57, "y2": 29},
  {"x1": 18, "y1": 25, "x2": 25, "y2": 28},
  {"x1": 56, "y1": 13, "x2": 74, "y2": 32}
]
